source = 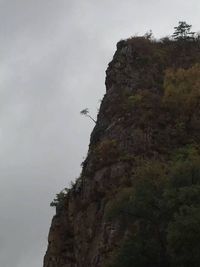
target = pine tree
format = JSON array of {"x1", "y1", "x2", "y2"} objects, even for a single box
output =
[{"x1": 172, "y1": 21, "x2": 195, "y2": 40}]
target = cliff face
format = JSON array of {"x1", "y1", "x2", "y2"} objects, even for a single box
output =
[{"x1": 43, "y1": 37, "x2": 200, "y2": 267}]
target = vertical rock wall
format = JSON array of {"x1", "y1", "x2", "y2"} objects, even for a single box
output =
[{"x1": 43, "y1": 37, "x2": 200, "y2": 267}]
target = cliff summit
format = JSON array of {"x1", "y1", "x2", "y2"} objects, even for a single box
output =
[{"x1": 44, "y1": 24, "x2": 200, "y2": 267}]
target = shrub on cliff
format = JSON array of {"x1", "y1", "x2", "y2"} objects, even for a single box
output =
[
  {"x1": 163, "y1": 64, "x2": 200, "y2": 115},
  {"x1": 50, "y1": 188, "x2": 69, "y2": 209},
  {"x1": 106, "y1": 148, "x2": 200, "y2": 267}
]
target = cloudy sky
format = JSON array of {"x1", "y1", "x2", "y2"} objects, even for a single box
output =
[{"x1": 0, "y1": 1, "x2": 199, "y2": 266}]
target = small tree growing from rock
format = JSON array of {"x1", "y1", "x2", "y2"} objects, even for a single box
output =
[{"x1": 80, "y1": 108, "x2": 96, "y2": 123}]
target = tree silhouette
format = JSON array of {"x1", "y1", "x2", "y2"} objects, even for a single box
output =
[
  {"x1": 80, "y1": 108, "x2": 96, "y2": 123},
  {"x1": 172, "y1": 21, "x2": 195, "y2": 40}
]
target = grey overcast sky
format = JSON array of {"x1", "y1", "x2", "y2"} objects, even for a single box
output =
[{"x1": 0, "y1": 1, "x2": 199, "y2": 266}]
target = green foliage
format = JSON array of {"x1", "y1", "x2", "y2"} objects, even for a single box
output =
[
  {"x1": 132, "y1": 161, "x2": 168, "y2": 220},
  {"x1": 104, "y1": 187, "x2": 134, "y2": 223},
  {"x1": 107, "y1": 150, "x2": 200, "y2": 267},
  {"x1": 108, "y1": 233, "x2": 164, "y2": 267},
  {"x1": 50, "y1": 176, "x2": 83, "y2": 211},
  {"x1": 170, "y1": 144, "x2": 199, "y2": 162},
  {"x1": 106, "y1": 161, "x2": 169, "y2": 267},
  {"x1": 50, "y1": 188, "x2": 69, "y2": 208},
  {"x1": 163, "y1": 65, "x2": 200, "y2": 116},
  {"x1": 167, "y1": 206, "x2": 200, "y2": 267},
  {"x1": 169, "y1": 155, "x2": 200, "y2": 189},
  {"x1": 162, "y1": 64, "x2": 200, "y2": 147},
  {"x1": 117, "y1": 65, "x2": 200, "y2": 155}
]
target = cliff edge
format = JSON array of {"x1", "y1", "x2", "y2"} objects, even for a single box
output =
[{"x1": 43, "y1": 36, "x2": 200, "y2": 267}]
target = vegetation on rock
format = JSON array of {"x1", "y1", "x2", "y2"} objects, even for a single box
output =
[
  {"x1": 50, "y1": 188, "x2": 69, "y2": 208},
  {"x1": 80, "y1": 108, "x2": 96, "y2": 123},
  {"x1": 105, "y1": 44, "x2": 200, "y2": 266},
  {"x1": 106, "y1": 149, "x2": 200, "y2": 267},
  {"x1": 46, "y1": 22, "x2": 200, "y2": 267}
]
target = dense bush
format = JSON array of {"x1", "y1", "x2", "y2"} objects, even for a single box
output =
[{"x1": 106, "y1": 148, "x2": 200, "y2": 267}]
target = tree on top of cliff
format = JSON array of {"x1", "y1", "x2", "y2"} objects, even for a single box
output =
[{"x1": 172, "y1": 21, "x2": 195, "y2": 40}]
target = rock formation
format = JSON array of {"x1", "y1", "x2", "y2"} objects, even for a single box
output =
[{"x1": 43, "y1": 36, "x2": 200, "y2": 267}]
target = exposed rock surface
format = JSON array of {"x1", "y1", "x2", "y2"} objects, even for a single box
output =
[{"x1": 43, "y1": 37, "x2": 200, "y2": 267}]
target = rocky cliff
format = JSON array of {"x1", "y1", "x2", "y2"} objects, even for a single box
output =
[{"x1": 43, "y1": 36, "x2": 200, "y2": 267}]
